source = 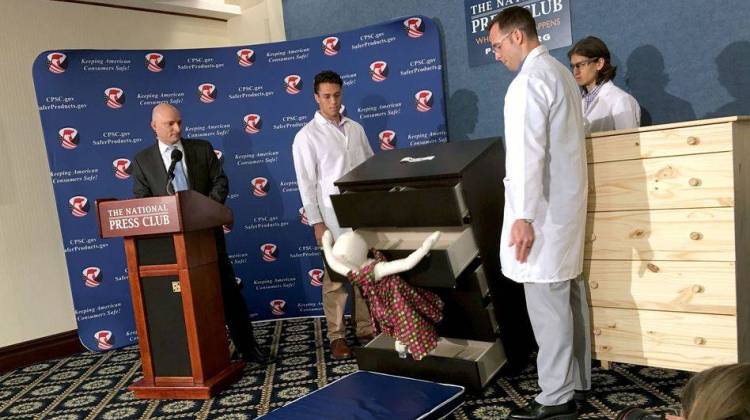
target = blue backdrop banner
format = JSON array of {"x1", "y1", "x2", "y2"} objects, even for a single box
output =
[{"x1": 33, "y1": 16, "x2": 447, "y2": 352}]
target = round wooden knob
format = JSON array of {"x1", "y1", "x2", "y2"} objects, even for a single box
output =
[
  {"x1": 589, "y1": 280, "x2": 599, "y2": 289},
  {"x1": 689, "y1": 178, "x2": 701, "y2": 187},
  {"x1": 601, "y1": 345, "x2": 612, "y2": 351},
  {"x1": 692, "y1": 285, "x2": 705, "y2": 294},
  {"x1": 694, "y1": 337, "x2": 706, "y2": 345},
  {"x1": 687, "y1": 136, "x2": 700, "y2": 146},
  {"x1": 647, "y1": 263, "x2": 660, "y2": 273},
  {"x1": 589, "y1": 234, "x2": 597, "y2": 242},
  {"x1": 594, "y1": 328, "x2": 602, "y2": 336},
  {"x1": 690, "y1": 232, "x2": 703, "y2": 240}
]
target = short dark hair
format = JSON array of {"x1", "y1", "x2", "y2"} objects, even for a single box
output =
[
  {"x1": 489, "y1": 6, "x2": 538, "y2": 39},
  {"x1": 568, "y1": 36, "x2": 617, "y2": 83},
  {"x1": 314, "y1": 70, "x2": 343, "y2": 94}
]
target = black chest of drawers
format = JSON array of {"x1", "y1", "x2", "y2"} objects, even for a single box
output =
[{"x1": 331, "y1": 138, "x2": 534, "y2": 391}]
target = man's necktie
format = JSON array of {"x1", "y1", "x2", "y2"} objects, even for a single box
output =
[{"x1": 170, "y1": 147, "x2": 188, "y2": 192}]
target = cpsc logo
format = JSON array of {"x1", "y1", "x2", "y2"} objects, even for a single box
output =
[
  {"x1": 58, "y1": 127, "x2": 79, "y2": 150},
  {"x1": 379, "y1": 130, "x2": 397, "y2": 150},
  {"x1": 415, "y1": 90, "x2": 433, "y2": 112},
  {"x1": 112, "y1": 158, "x2": 131, "y2": 179},
  {"x1": 145, "y1": 52, "x2": 165, "y2": 72},
  {"x1": 95, "y1": 330, "x2": 113, "y2": 350},
  {"x1": 104, "y1": 87, "x2": 125, "y2": 109},
  {"x1": 251, "y1": 177, "x2": 269, "y2": 197},
  {"x1": 298, "y1": 207, "x2": 309, "y2": 225},
  {"x1": 322, "y1": 37, "x2": 340, "y2": 56},
  {"x1": 82, "y1": 266, "x2": 103, "y2": 288},
  {"x1": 47, "y1": 52, "x2": 67, "y2": 74},
  {"x1": 243, "y1": 114, "x2": 262, "y2": 134},
  {"x1": 270, "y1": 299, "x2": 286, "y2": 316},
  {"x1": 403, "y1": 17, "x2": 425, "y2": 38},
  {"x1": 261, "y1": 243, "x2": 278, "y2": 262},
  {"x1": 284, "y1": 75, "x2": 302, "y2": 94},
  {"x1": 237, "y1": 48, "x2": 255, "y2": 67},
  {"x1": 308, "y1": 269, "x2": 324, "y2": 287},
  {"x1": 69, "y1": 196, "x2": 89, "y2": 217},
  {"x1": 369, "y1": 61, "x2": 388, "y2": 82},
  {"x1": 198, "y1": 83, "x2": 217, "y2": 103}
]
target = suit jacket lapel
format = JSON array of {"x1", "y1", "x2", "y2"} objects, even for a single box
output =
[
  {"x1": 147, "y1": 144, "x2": 169, "y2": 196},
  {"x1": 182, "y1": 139, "x2": 198, "y2": 189}
]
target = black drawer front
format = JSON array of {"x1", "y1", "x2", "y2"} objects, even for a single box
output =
[
  {"x1": 433, "y1": 263, "x2": 495, "y2": 340},
  {"x1": 377, "y1": 250, "x2": 476, "y2": 289},
  {"x1": 331, "y1": 186, "x2": 467, "y2": 228}
]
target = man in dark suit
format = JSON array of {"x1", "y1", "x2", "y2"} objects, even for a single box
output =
[{"x1": 130, "y1": 102, "x2": 269, "y2": 364}]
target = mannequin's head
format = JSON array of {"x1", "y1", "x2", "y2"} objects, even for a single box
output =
[{"x1": 331, "y1": 231, "x2": 369, "y2": 268}]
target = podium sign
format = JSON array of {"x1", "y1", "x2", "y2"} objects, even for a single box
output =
[{"x1": 98, "y1": 197, "x2": 181, "y2": 238}]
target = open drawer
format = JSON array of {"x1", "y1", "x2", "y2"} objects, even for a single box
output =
[
  {"x1": 434, "y1": 264, "x2": 498, "y2": 341},
  {"x1": 331, "y1": 183, "x2": 469, "y2": 228},
  {"x1": 355, "y1": 334, "x2": 506, "y2": 392},
  {"x1": 356, "y1": 227, "x2": 478, "y2": 288}
]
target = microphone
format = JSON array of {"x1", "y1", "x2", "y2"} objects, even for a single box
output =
[
  {"x1": 165, "y1": 148, "x2": 183, "y2": 195},
  {"x1": 166, "y1": 148, "x2": 183, "y2": 181}
]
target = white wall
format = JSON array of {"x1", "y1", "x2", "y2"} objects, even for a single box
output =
[
  {"x1": 0, "y1": 0, "x2": 284, "y2": 348},
  {"x1": 227, "y1": 0, "x2": 286, "y2": 45}
]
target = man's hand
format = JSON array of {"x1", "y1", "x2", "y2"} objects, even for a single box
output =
[
  {"x1": 313, "y1": 223, "x2": 328, "y2": 245},
  {"x1": 509, "y1": 219, "x2": 534, "y2": 263}
]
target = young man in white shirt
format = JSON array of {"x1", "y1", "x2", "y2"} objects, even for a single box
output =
[
  {"x1": 292, "y1": 71, "x2": 375, "y2": 360},
  {"x1": 489, "y1": 7, "x2": 590, "y2": 420}
]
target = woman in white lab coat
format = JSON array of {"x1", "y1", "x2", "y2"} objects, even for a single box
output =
[{"x1": 568, "y1": 36, "x2": 641, "y2": 134}]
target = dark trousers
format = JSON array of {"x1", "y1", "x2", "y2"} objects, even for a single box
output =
[{"x1": 216, "y1": 230, "x2": 257, "y2": 356}]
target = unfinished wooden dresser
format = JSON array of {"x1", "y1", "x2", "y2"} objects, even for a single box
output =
[{"x1": 585, "y1": 116, "x2": 750, "y2": 371}]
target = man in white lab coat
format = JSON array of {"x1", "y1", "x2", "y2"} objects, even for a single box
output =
[{"x1": 488, "y1": 7, "x2": 590, "y2": 420}]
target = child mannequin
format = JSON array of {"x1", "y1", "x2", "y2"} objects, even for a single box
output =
[{"x1": 321, "y1": 230, "x2": 443, "y2": 360}]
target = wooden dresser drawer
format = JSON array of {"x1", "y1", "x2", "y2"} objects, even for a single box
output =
[
  {"x1": 356, "y1": 227, "x2": 478, "y2": 288},
  {"x1": 587, "y1": 122, "x2": 733, "y2": 163},
  {"x1": 584, "y1": 208, "x2": 735, "y2": 261},
  {"x1": 585, "y1": 260, "x2": 736, "y2": 315},
  {"x1": 592, "y1": 307, "x2": 738, "y2": 372},
  {"x1": 332, "y1": 183, "x2": 468, "y2": 228},
  {"x1": 588, "y1": 152, "x2": 734, "y2": 212},
  {"x1": 356, "y1": 334, "x2": 506, "y2": 392}
]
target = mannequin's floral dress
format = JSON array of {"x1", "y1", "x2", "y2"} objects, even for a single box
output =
[{"x1": 347, "y1": 249, "x2": 444, "y2": 360}]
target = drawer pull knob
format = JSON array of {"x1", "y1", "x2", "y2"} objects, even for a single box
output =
[
  {"x1": 600, "y1": 345, "x2": 612, "y2": 351},
  {"x1": 694, "y1": 337, "x2": 706, "y2": 345},
  {"x1": 589, "y1": 280, "x2": 599, "y2": 289},
  {"x1": 607, "y1": 322, "x2": 617, "y2": 329},
  {"x1": 687, "y1": 136, "x2": 700, "y2": 146},
  {"x1": 647, "y1": 263, "x2": 660, "y2": 273},
  {"x1": 690, "y1": 232, "x2": 703, "y2": 240},
  {"x1": 689, "y1": 178, "x2": 702, "y2": 187},
  {"x1": 594, "y1": 328, "x2": 602, "y2": 336},
  {"x1": 692, "y1": 285, "x2": 705, "y2": 294},
  {"x1": 589, "y1": 234, "x2": 597, "y2": 242}
]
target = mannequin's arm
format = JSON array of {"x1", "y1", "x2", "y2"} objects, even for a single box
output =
[
  {"x1": 373, "y1": 231, "x2": 441, "y2": 279},
  {"x1": 321, "y1": 230, "x2": 358, "y2": 276}
]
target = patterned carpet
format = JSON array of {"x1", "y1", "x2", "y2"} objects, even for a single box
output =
[{"x1": 0, "y1": 317, "x2": 690, "y2": 419}]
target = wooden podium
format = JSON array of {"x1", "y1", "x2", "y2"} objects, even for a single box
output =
[{"x1": 96, "y1": 190, "x2": 245, "y2": 399}]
